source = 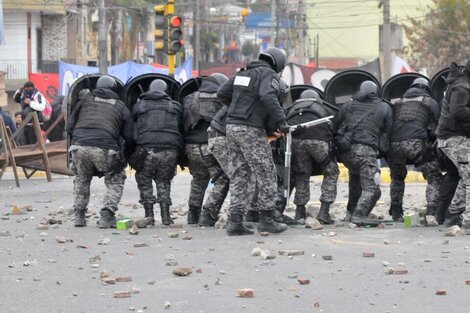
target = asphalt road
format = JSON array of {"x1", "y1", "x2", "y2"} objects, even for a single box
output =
[{"x1": 0, "y1": 174, "x2": 468, "y2": 313}]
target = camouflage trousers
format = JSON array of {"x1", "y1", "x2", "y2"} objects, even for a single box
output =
[
  {"x1": 134, "y1": 148, "x2": 178, "y2": 206},
  {"x1": 186, "y1": 143, "x2": 229, "y2": 211},
  {"x1": 208, "y1": 133, "x2": 258, "y2": 211},
  {"x1": 226, "y1": 124, "x2": 277, "y2": 214},
  {"x1": 340, "y1": 144, "x2": 381, "y2": 214},
  {"x1": 438, "y1": 136, "x2": 470, "y2": 219},
  {"x1": 70, "y1": 145, "x2": 126, "y2": 212},
  {"x1": 292, "y1": 139, "x2": 339, "y2": 205},
  {"x1": 388, "y1": 139, "x2": 443, "y2": 211}
]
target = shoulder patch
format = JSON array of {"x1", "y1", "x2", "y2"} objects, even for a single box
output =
[
  {"x1": 271, "y1": 78, "x2": 280, "y2": 91},
  {"x1": 234, "y1": 76, "x2": 251, "y2": 87}
]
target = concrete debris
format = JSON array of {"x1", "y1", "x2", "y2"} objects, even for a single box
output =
[
  {"x1": 278, "y1": 250, "x2": 305, "y2": 256},
  {"x1": 115, "y1": 276, "x2": 133, "y2": 282},
  {"x1": 173, "y1": 267, "x2": 193, "y2": 276},
  {"x1": 168, "y1": 232, "x2": 179, "y2": 238},
  {"x1": 305, "y1": 217, "x2": 323, "y2": 230},
  {"x1": 425, "y1": 215, "x2": 438, "y2": 226},
  {"x1": 260, "y1": 249, "x2": 276, "y2": 260},
  {"x1": 97, "y1": 238, "x2": 110, "y2": 245},
  {"x1": 164, "y1": 301, "x2": 171, "y2": 309},
  {"x1": 237, "y1": 288, "x2": 254, "y2": 298},
  {"x1": 128, "y1": 224, "x2": 140, "y2": 235},
  {"x1": 133, "y1": 242, "x2": 148, "y2": 248},
  {"x1": 114, "y1": 291, "x2": 132, "y2": 298},
  {"x1": 362, "y1": 252, "x2": 375, "y2": 258},
  {"x1": 445, "y1": 225, "x2": 461, "y2": 237},
  {"x1": 435, "y1": 290, "x2": 447, "y2": 295},
  {"x1": 297, "y1": 278, "x2": 310, "y2": 285},
  {"x1": 322, "y1": 255, "x2": 333, "y2": 261},
  {"x1": 251, "y1": 247, "x2": 263, "y2": 257},
  {"x1": 135, "y1": 217, "x2": 153, "y2": 228}
]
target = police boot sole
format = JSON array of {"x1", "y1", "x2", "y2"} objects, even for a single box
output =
[
  {"x1": 74, "y1": 220, "x2": 86, "y2": 227},
  {"x1": 282, "y1": 215, "x2": 296, "y2": 225},
  {"x1": 317, "y1": 216, "x2": 334, "y2": 225},
  {"x1": 350, "y1": 217, "x2": 381, "y2": 227},
  {"x1": 226, "y1": 226, "x2": 254, "y2": 236}
]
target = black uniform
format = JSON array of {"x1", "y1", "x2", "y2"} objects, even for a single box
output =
[{"x1": 131, "y1": 89, "x2": 183, "y2": 225}]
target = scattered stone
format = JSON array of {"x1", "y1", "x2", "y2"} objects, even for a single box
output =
[
  {"x1": 1, "y1": 216, "x2": 10, "y2": 221},
  {"x1": 133, "y1": 242, "x2": 148, "y2": 248},
  {"x1": 131, "y1": 287, "x2": 140, "y2": 294},
  {"x1": 97, "y1": 238, "x2": 110, "y2": 245},
  {"x1": 11, "y1": 206, "x2": 26, "y2": 215},
  {"x1": 288, "y1": 274, "x2": 297, "y2": 279},
  {"x1": 0, "y1": 230, "x2": 11, "y2": 237},
  {"x1": 115, "y1": 276, "x2": 133, "y2": 282},
  {"x1": 394, "y1": 269, "x2": 408, "y2": 275},
  {"x1": 219, "y1": 270, "x2": 226, "y2": 275},
  {"x1": 100, "y1": 271, "x2": 110, "y2": 279},
  {"x1": 135, "y1": 218, "x2": 153, "y2": 228},
  {"x1": 314, "y1": 302, "x2": 320, "y2": 308},
  {"x1": 305, "y1": 217, "x2": 323, "y2": 230},
  {"x1": 55, "y1": 236, "x2": 69, "y2": 243},
  {"x1": 114, "y1": 291, "x2": 132, "y2": 298},
  {"x1": 251, "y1": 247, "x2": 263, "y2": 257},
  {"x1": 425, "y1": 215, "x2": 438, "y2": 226},
  {"x1": 196, "y1": 268, "x2": 202, "y2": 273},
  {"x1": 128, "y1": 224, "x2": 140, "y2": 235},
  {"x1": 297, "y1": 278, "x2": 310, "y2": 285},
  {"x1": 260, "y1": 250, "x2": 276, "y2": 260},
  {"x1": 237, "y1": 289, "x2": 254, "y2": 298},
  {"x1": 102, "y1": 278, "x2": 116, "y2": 285},
  {"x1": 47, "y1": 218, "x2": 62, "y2": 225},
  {"x1": 215, "y1": 277, "x2": 222, "y2": 285},
  {"x1": 168, "y1": 232, "x2": 179, "y2": 238},
  {"x1": 72, "y1": 292, "x2": 78, "y2": 296},
  {"x1": 259, "y1": 232, "x2": 270, "y2": 237},
  {"x1": 362, "y1": 252, "x2": 375, "y2": 258},
  {"x1": 76, "y1": 244, "x2": 89, "y2": 249},
  {"x1": 182, "y1": 235, "x2": 193, "y2": 240},
  {"x1": 465, "y1": 280, "x2": 470, "y2": 285},
  {"x1": 377, "y1": 223, "x2": 385, "y2": 229},
  {"x1": 90, "y1": 255, "x2": 101, "y2": 264},
  {"x1": 384, "y1": 267, "x2": 395, "y2": 274},
  {"x1": 173, "y1": 267, "x2": 193, "y2": 276},
  {"x1": 383, "y1": 239, "x2": 390, "y2": 245},
  {"x1": 445, "y1": 225, "x2": 461, "y2": 237},
  {"x1": 348, "y1": 223, "x2": 357, "y2": 229},
  {"x1": 278, "y1": 250, "x2": 305, "y2": 256},
  {"x1": 36, "y1": 224, "x2": 49, "y2": 230},
  {"x1": 424, "y1": 258, "x2": 432, "y2": 263},
  {"x1": 166, "y1": 261, "x2": 178, "y2": 266},
  {"x1": 442, "y1": 240, "x2": 449, "y2": 245},
  {"x1": 382, "y1": 261, "x2": 390, "y2": 267},
  {"x1": 91, "y1": 263, "x2": 100, "y2": 268},
  {"x1": 164, "y1": 301, "x2": 171, "y2": 309},
  {"x1": 48, "y1": 259, "x2": 57, "y2": 263},
  {"x1": 435, "y1": 290, "x2": 447, "y2": 295},
  {"x1": 322, "y1": 255, "x2": 333, "y2": 261}
]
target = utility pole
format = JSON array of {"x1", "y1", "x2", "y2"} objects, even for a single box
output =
[
  {"x1": 270, "y1": 0, "x2": 276, "y2": 47},
  {"x1": 98, "y1": 0, "x2": 108, "y2": 74},
  {"x1": 382, "y1": 0, "x2": 391, "y2": 80},
  {"x1": 315, "y1": 34, "x2": 319, "y2": 69},
  {"x1": 194, "y1": 0, "x2": 200, "y2": 73}
]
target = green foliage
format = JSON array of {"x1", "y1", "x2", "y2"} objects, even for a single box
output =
[{"x1": 403, "y1": 0, "x2": 470, "y2": 75}]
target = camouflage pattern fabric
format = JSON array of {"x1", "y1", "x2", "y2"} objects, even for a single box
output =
[
  {"x1": 388, "y1": 139, "x2": 443, "y2": 211},
  {"x1": 340, "y1": 144, "x2": 381, "y2": 214},
  {"x1": 226, "y1": 124, "x2": 277, "y2": 214},
  {"x1": 292, "y1": 139, "x2": 339, "y2": 205},
  {"x1": 135, "y1": 149, "x2": 178, "y2": 206},
  {"x1": 438, "y1": 136, "x2": 470, "y2": 222},
  {"x1": 70, "y1": 145, "x2": 126, "y2": 212},
  {"x1": 186, "y1": 143, "x2": 229, "y2": 211}
]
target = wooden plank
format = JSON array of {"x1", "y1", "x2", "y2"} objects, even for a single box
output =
[{"x1": 31, "y1": 113, "x2": 52, "y2": 182}]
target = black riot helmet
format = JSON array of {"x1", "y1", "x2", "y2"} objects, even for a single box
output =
[
  {"x1": 149, "y1": 79, "x2": 168, "y2": 94},
  {"x1": 210, "y1": 73, "x2": 229, "y2": 86},
  {"x1": 96, "y1": 75, "x2": 117, "y2": 91},
  {"x1": 356, "y1": 80, "x2": 378, "y2": 99},
  {"x1": 410, "y1": 77, "x2": 431, "y2": 93},
  {"x1": 259, "y1": 47, "x2": 286, "y2": 73},
  {"x1": 300, "y1": 89, "x2": 320, "y2": 100}
]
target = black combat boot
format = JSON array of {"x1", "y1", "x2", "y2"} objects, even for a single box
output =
[
  {"x1": 258, "y1": 210, "x2": 288, "y2": 233},
  {"x1": 187, "y1": 206, "x2": 201, "y2": 224},
  {"x1": 226, "y1": 213, "x2": 254, "y2": 236},
  {"x1": 443, "y1": 211, "x2": 463, "y2": 227},
  {"x1": 390, "y1": 203, "x2": 404, "y2": 222},
  {"x1": 74, "y1": 209, "x2": 86, "y2": 227},
  {"x1": 345, "y1": 201, "x2": 355, "y2": 222},
  {"x1": 317, "y1": 202, "x2": 334, "y2": 225},
  {"x1": 294, "y1": 205, "x2": 306, "y2": 224},
  {"x1": 245, "y1": 210, "x2": 260, "y2": 223},
  {"x1": 275, "y1": 201, "x2": 296, "y2": 225},
  {"x1": 198, "y1": 207, "x2": 217, "y2": 227},
  {"x1": 143, "y1": 203, "x2": 155, "y2": 226},
  {"x1": 159, "y1": 203, "x2": 173, "y2": 225},
  {"x1": 351, "y1": 207, "x2": 381, "y2": 227},
  {"x1": 98, "y1": 208, "x2": 116, "y2": 229}
]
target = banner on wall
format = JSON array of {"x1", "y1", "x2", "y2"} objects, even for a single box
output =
[{"x1": 28, "y1": 73, "x2": 60, "y2": 104}]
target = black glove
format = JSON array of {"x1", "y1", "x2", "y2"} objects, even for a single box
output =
[
  {"x1": 291, "y1": 125, "x2": 305, "y2": 136},
  {"x1": 277, "y1": 122, "x2": 291, "y2": 134}
]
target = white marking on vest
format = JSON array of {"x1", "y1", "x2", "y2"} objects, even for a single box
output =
[
  {"x1": 94, "y1": 97, "x2": 117, "y2": 105},
  {"x1": 234, "y1": 76, "x2": 251, "y2": 87}
]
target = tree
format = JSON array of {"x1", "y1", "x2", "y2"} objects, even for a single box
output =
[{"x1": 403, "y1": 0, "x2": 470, "y2": 75}]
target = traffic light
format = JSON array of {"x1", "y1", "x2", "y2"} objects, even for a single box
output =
[
  {"x1": 168, "y1": 15, "x2": 183, "y2": 54},
  {"x1": 154, "y1": 5, "x2": 167, "y2": 51}
]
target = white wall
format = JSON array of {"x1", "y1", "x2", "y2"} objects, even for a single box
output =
[{"x1": 0, "y1": 11, "x2": 41, "y2": 78}]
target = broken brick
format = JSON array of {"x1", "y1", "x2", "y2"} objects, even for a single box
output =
[
  {"x1": 237, "y1": 288, "x2": 254, "y2": 298},
  {"x1": 114, "y1": 291, "x2": 132, "y2": 298},
  {"x1": 297, "y1": 278, "x2": 310, "y2": 285}
]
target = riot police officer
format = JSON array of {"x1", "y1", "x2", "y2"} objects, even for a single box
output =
[
  {"x1": 130, "y1": 79, "x2": 183, "y2": 225},
  {"x1": 436, "y1": 60, "x2": 470, "y2": 228},
  {"x1": 335, "y1": 81, "x2": 393, "y2": 226},
  {"x1": 67, "y1": 75, "x2": 133, "y2": 228},
  {"x1": 287, "y1": 90, "x2": 339, "y2": 224},
  {"x1": 217, "y1": 47, "x2": 290, "y2": 235},
  {"x1": 183, "y1": 74, "x2": 230, "y2": 224},
  {"x1": 388, "y1": 78, "x2": 442, "y2": 222}
]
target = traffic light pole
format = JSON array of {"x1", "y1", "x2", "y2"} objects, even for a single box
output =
[{"x1": 167, "y1": 0, "x2": 175, "y2": 76}]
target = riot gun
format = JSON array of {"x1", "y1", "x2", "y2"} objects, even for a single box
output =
[{"x1": 283, "y1": 115, "x2": 334, "y2": 201}]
